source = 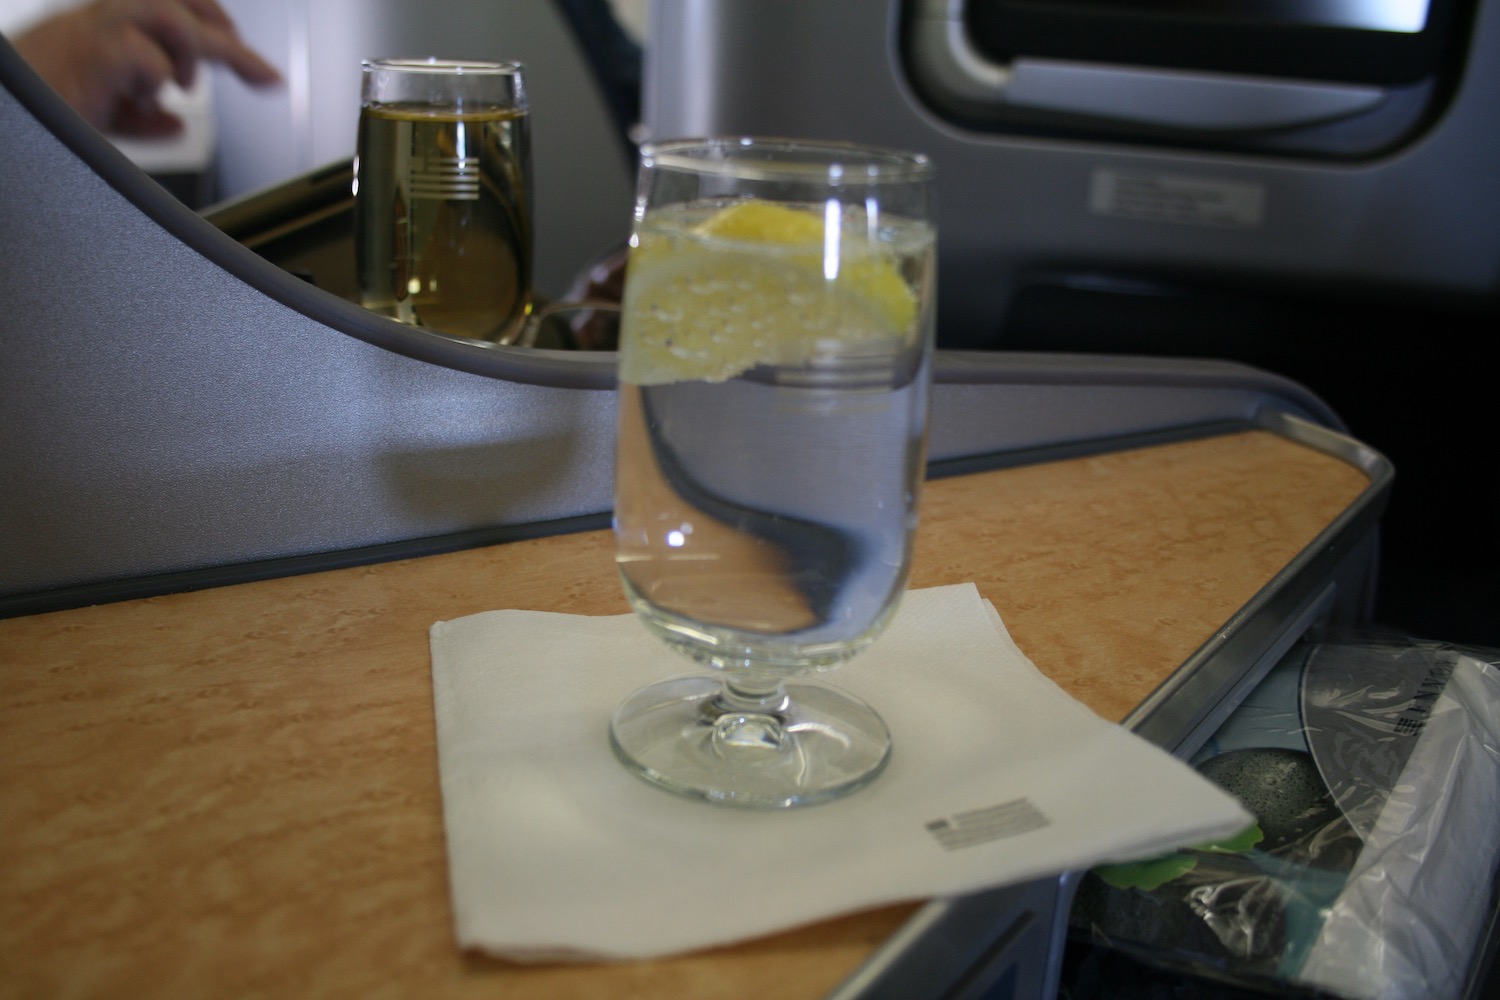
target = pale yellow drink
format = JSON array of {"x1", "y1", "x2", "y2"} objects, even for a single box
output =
[{"x1": 355, "y1": 103, "x2": 532, "y2": 341}]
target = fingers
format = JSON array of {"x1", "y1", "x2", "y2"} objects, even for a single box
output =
[
  {"x1": 112, "y1": 21, "x2": 179, "y2": 100},
  {"x1": 175, "y1": 1, "x2": 283, "y2": 88},
  {"x1": 101, "y1": 0, "x2": 281, "y2": 90},
  {"x1": 15, "y1": 0, "x2": 280, "y2": 134}
]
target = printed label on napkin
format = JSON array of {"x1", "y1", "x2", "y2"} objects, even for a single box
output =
[{"x1": 925, "y1": 798, "x2": 1051, "y2": 851}]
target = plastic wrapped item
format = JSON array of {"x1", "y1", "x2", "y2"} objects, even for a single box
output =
[{"x1": 1067, "y1": 636, "x2": 1500, "y2": 1000}]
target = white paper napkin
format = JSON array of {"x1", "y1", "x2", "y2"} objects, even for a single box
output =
[{"x1": 428, "y1": 582, "x2": 1250, "y2": 962}]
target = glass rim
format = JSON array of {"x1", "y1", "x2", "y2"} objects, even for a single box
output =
[
  {"x1": 361, "y1": 57, "x2": 524, "y2": 76},
  {"x1": 641, "y1": 136, "x2": 934, "y2": 183}
]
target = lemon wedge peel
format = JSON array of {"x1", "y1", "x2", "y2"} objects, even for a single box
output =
[{"x1": 619, "y1": 201, "x2": 921, "y2": 386}]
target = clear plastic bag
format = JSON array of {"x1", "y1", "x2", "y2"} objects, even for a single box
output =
[{"x1": 1069, "y1": 635, "x2": 1500, "y2": 1000}]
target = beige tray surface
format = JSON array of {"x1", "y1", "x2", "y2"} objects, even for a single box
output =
[{"x1": 0, "y1": 428, "x2": 1371, "y2": 999}]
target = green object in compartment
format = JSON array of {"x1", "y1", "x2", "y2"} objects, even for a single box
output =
[{"x1": 1092, "y1": 823, "x2": 1264, "y2": 891}]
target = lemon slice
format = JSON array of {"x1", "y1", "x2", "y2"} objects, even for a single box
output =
[
  {"x1": 695, "y1": 200, "x2": 826, "y2": 244},
  {"x1": 619, "y1": 201, "x2": 920, "y2": 385}
]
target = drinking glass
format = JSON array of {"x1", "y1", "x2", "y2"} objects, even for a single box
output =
[
  {"x1": 609, "y1": 137, "x2": 937, "y2": 808},
  {"x1": 354, "y1": 58, "x2": 533, "y2": 344}
]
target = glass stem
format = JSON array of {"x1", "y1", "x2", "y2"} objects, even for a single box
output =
[
  {"x1": 709, "y1": 677, "x2": 792, "y2": 756},
  {"x1": 716, "y1": 676, "x2": 790, "y2": 716}
]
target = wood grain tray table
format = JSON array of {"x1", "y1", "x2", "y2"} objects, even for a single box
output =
[{"x1": 0, "y1": 418, "x2": 1387, "y2": 1000}]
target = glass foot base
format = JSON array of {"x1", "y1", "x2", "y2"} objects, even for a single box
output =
[{"x1": 609, "y1": 674, "x2": 892, "y2": 808}]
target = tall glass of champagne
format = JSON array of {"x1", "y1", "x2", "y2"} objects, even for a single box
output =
[
  {"x1": 610, "y1": 137, "x2": 937, "y2": 808},
  {"x1": 354, "y1": 58, "x2": 533, "y2": 343}
]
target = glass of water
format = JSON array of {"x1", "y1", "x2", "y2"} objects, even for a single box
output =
[{"x1": 609, "y1": 137, "x2": 937, "y2": 808}]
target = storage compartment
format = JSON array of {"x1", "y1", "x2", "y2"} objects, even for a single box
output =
[{"x1": 1064, "y1": 636, "x2": 1500, "y2": 1000}]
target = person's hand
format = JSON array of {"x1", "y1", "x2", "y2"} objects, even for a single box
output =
[{"x1": 12, "y1": 0, "x2": 281, "y2": 137}]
